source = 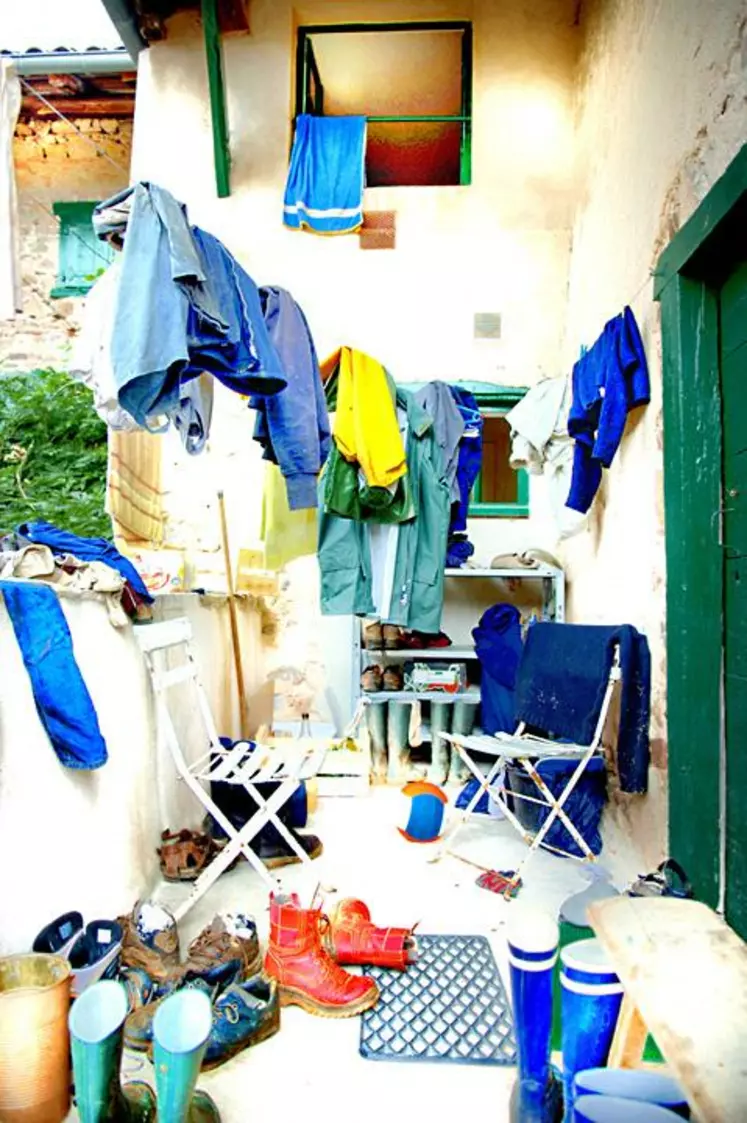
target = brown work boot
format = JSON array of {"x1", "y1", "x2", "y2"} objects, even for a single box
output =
[
  {"x1": 264, "y1": 893, "x2": 379, "y2": 1018},
  {"x1": 182, "y1": 914, "x2": 262, "y2": 984},
  {"x1": 117, "y1": 901, "x2": 180, "y2": 986}
]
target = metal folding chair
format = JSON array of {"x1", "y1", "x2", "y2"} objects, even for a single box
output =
[
  {"x1": 136, "y1": 618, "x2": 326, "y2": 921},
  {"x1": 442, "y1": 636, "x2": 622, "y2": 894}
]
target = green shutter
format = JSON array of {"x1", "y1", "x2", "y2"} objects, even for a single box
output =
[{"x1": 51, "y1": 201, "x2": 115, "y2": 298}]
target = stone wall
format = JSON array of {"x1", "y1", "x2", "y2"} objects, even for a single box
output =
[{"x1": 0, "y1": 118, "x2": 132, "y2": 374}]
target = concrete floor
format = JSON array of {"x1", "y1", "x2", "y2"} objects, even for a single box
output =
[{"x1": 86, "y1": 788, "x2": 639, "y2": 1123}]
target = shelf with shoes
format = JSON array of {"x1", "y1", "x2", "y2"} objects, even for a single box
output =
[{"x1": 353, "y1": 563, "x2": 565, "y2": 786}]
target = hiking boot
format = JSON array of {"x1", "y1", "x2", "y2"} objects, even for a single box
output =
[
  {"x1": 382, "y1": 665, "x2": 404, "y2": 691},
  {"x1": 327, "y1": 898, "x2": 417, "y2": 970},
  {"x1": 181, "y1": 914, "x2": 261, "y2": 985},
  {"x1": 201, "y1": 976, "x2": 280, "y2": 1070},
  {"x1": 118, "y1": 901, "x2": 180, "y2": 986},
  {"x1": 361, "y1": 665, "x2": 383, "y2": 692},
  {"x1": 124, "y1": 979, "x2": 214, "y2": 1053},
  {"x1": 264, "y1": 893, "x2": 379, "y2": 1017}
]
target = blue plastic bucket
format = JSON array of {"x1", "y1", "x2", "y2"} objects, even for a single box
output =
[
  {"x1": 574, "y1": 1070, "x2": 689, "y2": 1118},
  {"x1": 574, "y1": 1094, "x2": 684, "y2": 1121},
  {"x1": 561, "y1": 939, "x2": 624, "y2": 1122}
]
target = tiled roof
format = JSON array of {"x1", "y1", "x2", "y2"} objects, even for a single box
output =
[{"x1": 1, "y1": 0, "x2": 124, "y2": 54}]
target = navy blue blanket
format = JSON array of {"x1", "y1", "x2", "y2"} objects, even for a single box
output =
[
  {"x1": 473, "y1": 603, "x2": 523, "y2": 735},
  {"x1": 514, "y1": 622, "x2": 650, "y2": 794}
]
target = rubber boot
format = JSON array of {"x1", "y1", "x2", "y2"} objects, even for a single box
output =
[
  {"x1": 451, "y1": 700, "x2": 478, "y2": 782},
  {"x1": 366, "y1": 701, "x2": 388, "y2": 782},
  {"x1": 387, "y1": 702, "x2": 411, "y2": 783},
  {"x1": 428, "y1": 701, "x2": 452, "y2": 784},
  {"x1": 69, "y1": 979, "x2": 156, "y2": 1122},
  {"x1": 152, "y1": 990, "x2": 220, "y2": 1123},
  {"x1": 507, "y1": 909, "x2": 564, "y2": 1123},
  {"x1": 264, "y1": 893, "x2": 379, "y2": 1017},
  {"x1": 328, "y1": 898, "x2": 417, "y2": 969}
]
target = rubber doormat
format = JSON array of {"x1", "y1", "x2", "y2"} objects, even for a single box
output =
[{"x1": 360, "y1": 934, "x2": 516, "y2": 1065}]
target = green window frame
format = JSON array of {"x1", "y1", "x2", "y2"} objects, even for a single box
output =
[
  {"x1": 295, "y1": 21, "x2": 473, "y2": 186},
  {"x1": 460, "y1": 383, "x2": 529, "y2": 518},
  {"x1": 51, "y1": 201, "x2": 115, "y2": 299}
]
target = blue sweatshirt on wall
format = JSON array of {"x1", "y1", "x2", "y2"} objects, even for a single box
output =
[{"x1": 566, "y1": 305, "x2": 650, "y2": 513}]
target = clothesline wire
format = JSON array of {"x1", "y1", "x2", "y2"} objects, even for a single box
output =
[{"x1": 19, "y1": 78, "x2": 130, "y2": 175}]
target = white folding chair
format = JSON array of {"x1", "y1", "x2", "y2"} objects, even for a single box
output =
[
  {"x1": 442, "y1": 641, "x2": 622, "y2": 894},
  {"x1": 136, "y1": 618, "x2": 326, "y2": 921}
]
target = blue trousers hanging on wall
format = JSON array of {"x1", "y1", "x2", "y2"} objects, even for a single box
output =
[{"x1": 1, "y1": 581, "x2": 108, "y2": 769}]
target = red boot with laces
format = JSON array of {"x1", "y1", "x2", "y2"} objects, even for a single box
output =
[
  {"x1": 264, "y1": 894, "x2": 379, "y2": 1017},
  {"x1": 328, "y1": 898, "x2": 417, "y2": 970}
]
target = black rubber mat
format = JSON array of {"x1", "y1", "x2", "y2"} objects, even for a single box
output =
[{"x1": 360, "y1": 933, "x2": 516, "y2": 1065}]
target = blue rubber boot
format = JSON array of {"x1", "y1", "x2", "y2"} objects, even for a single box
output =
[
  {"x1": 507, "y1": 909, "x2": 564, "y2": 1123},
  {"x1": 69, "y1": 979, "x2": 156, "y2": 1122},
  {"x1": 152, "y1": 990, "x2": 221, "y2": 1122}
]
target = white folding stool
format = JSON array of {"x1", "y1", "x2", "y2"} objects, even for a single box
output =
[
  {"x1": 442, "y1": 646, "x2": 621, "y2": 893},
  {"x1": 136, "y1": 618, "x2": 326, "y2": 921}
]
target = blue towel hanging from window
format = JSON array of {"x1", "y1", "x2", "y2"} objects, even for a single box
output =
[{"x1": 283, "y1": 115, "x2": 367, "y2": 235}]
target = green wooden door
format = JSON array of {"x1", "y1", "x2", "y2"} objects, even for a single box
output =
[{"x1": 721, "y1": 258, "x2": 747, "y2": 938}]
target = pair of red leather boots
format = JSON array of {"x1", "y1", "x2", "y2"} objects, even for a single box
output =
[{"x1": 263, "y1": 894, "x2": 416, "y2": 1017}]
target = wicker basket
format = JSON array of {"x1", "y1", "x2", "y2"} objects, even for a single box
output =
[{"x1": 0, "y1": 953, "x2": 71, "y2": 1122}]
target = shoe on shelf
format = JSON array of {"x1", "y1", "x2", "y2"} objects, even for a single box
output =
[
  {"x1": 328, "y1": 899, "x2": 417, "y2": 970},
  {"x1": 399, "y1": 630, "x2": 453, "y2": 649},
  {"x1": 68, "y1": 919, "x2": 123, "y2": 998},
  {"x1": 32, "y1": 910, "x2": 84, "y2": 958},
  {"x1": 382, "y1": 666, "x2": 404, "y2": 692},
  {"x1": 363, "y1": 622, "x2": 383, "y2": 649},
  {"x1": 264, "y1": 893, "x2": 379, "y2": 1018},
  {"x1": 181, "y1": 913, "x2": 261, "y2": 986},
  {"x1": 361, "y1": 665, "x2": 383, "y2": 692},
  {"x1": 382, "y1": 624, "x2": 402, "y2": 649},
  {"x1": 117, "y1": 901, "x2": 180, "y2": 986}
]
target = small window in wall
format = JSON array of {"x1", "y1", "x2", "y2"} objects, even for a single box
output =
[
  {"x1": 51, "y1": 201, "x2": 115, "y2": 298},
  {"x1": 467, "y1": 386, "x2": 529, "y2": 518},
  {"x1": 295, "y1": 22, "x2": 473, "y2": 187}
]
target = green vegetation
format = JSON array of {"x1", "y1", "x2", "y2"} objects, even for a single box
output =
[{"x1": 0, "y1": 369, "x2": 109, "y2": 538}]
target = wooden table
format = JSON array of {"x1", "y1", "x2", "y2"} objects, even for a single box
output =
[{"x1": 587, "y1": 896, "x2": 747, "y2": 1123}]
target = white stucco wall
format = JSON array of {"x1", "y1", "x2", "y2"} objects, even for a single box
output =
[
  {"x1": 0, "y1": 588, "x2": 265, "y2": 954},
  {"x1": 129, "y1": 0, "x2": 580, "y2": 725},
  {"x1": 560, "y1": 0, "x2": 747, "y2": 863}
]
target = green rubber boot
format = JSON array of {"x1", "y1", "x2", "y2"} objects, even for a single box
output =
[
  {"x1": 70, "y1": 980, "x2": 156, "y2": 1122},
  {"x1": 152, "y1": 990, "x2": 220, "y2": 1123}
]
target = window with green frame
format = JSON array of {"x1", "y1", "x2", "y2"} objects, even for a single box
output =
[
  {"x1": 463, "y1": 384, "x2": 529, "y2": 518},
  {"x1": 51, "y1": 201, "x2": 115, "y2": 299},
  {"x1": 295, "y1": 22, "x2": 473, "y2": 187}
]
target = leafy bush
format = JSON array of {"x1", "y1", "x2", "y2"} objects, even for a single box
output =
[{"x1": 0, "y1": 368, "x2": 110, "y2": 539}]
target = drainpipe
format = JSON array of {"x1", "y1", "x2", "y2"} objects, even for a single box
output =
[
  {"x1": 7, "y1": 51, "x2": 134, "y2": 76},
  {"x1": 98, "y1": 0, "x2": 148, "y2": 60},
  {"x1": 201, "y1": 0, "x2": 231, "y2": 198}
]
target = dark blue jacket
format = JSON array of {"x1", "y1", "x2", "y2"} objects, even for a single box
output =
[
  {"x1": 567, "y1": 306, "x2": 649, "y2": 513},
  {"x1": 473, "y1": 603, "x2": 523, "y2": 735}
]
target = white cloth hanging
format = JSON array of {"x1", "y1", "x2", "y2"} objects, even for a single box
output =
[
  {"x1": 505, "y1": 376, "x2": 587, "y2": 540},
  {"x1": 0, "y1": 61, "x2": 22, "y2": 319}
]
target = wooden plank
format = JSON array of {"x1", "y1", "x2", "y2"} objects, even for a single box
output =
[
  {"x1": 20, "y1": 97, "x2": 136, "y2": 118},
  {"x1": 607, "y1": 995, "x2": 647, "y2": 1069},
  {"x1": 588, "y1": 896, "x2": 747, "y2": 1123},
  {"x1": 659, "y1": 274, "x2": 722, "y2": 907}
]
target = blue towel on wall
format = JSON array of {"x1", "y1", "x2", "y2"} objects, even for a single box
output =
[
  {"x1": 283, "y1": 115, "x2": 367, "y2": 234},
  {"x1": 514, "y1": 622, "x2": 651, "y2": 794},
  {"x1": 1, "y1": 582, "x2": 108, "y2": 770}
]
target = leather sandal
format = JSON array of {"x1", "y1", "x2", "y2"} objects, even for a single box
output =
[{"x1": 157, "y1": 829, "x2": 218, "y2": 883}]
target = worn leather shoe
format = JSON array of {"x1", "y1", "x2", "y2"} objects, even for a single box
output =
[
  {"x1": 180, "y1": 914, "x2": 261, "y2": 985},
  {"x1": 201, "y1": 976, "x2": 280, "y2": 1070},
  {"x1": 118, "y1": 901, "x2": 180, "y2": 985}
]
